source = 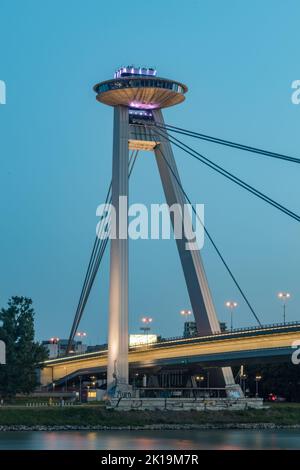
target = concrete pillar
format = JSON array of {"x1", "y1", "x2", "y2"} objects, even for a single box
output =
[
  {"x1": 107, "y1": 106, "x2": 130, "y2": 392},
  {"x1": 153, "y1": 109, "x2": 235, "y2": 388}
]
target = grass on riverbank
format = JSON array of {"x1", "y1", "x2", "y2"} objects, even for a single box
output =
[{"x1": 0, "y1": 403, "x2": 300, "y2": 427}]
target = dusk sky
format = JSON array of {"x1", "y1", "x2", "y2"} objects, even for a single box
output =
[{"x1": 0, "y1": 0, "x2": 299, "y2": 344}]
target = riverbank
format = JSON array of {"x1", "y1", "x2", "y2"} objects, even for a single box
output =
[
  {"x1": 1, "y1": 423, "x2": 300, "y2": 431},
  {"x1": 0, "y1": 403, "x2": 300, "y2": 430}
]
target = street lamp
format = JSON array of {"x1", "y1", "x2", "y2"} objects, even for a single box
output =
[
  {"x1": 90, "y1": 375, "x2": 97, "y2": 388},
  {"x1": 241, "y1": 373, "x2": 247, "y2": 395},
  {"x1": 195, "y1": 375, "x2": 205, "y2": 387},
  {"x1": 180, "y1": 309, "x2": 192, "y2": 319},
  {"x1": 255, "y1": 374, "x2": 262, "y2": 398},
  {"x1": 277, "y1": 292, "x2": 291, "y2": 324},
  {"x1": 140, "y1": 317, "x2": 153, "y2": 346},
  {"x1": 76, "y1": 331, "x2": 87, "y2": 341},
  {"x1": 49, "y1": 337, "x2": 60, "y2": 358},
  {"x1": 225, "y1": 301, "x2": 238, "y2": 331},
  {"x1": 49, "y1": 337, "x2": 59, "y2": 344},
  {"x1": 180, "y1": 309, "x2": 193, "y2": 337}
]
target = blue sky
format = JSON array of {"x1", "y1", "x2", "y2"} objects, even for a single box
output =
[{"x1": 0, "y1": 0, "x2": 299, "y2": 344}]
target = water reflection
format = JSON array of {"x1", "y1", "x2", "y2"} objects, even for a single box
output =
[{"x1": 0, "y1": 430, "x2": 300, "y2": 450}]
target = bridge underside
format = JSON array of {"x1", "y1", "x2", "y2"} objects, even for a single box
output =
[
  {"x1": 49, "y1": 346, "x2": 293, "y2": 388},
  {"x1": 40, "y1": 325, "x2": 300, "y2": 387}
]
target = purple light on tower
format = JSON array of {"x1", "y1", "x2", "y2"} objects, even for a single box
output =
[{"x1": 129, "y1": 101, "x2": 158, "y2": 110}]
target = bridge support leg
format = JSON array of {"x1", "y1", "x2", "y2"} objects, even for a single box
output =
[
  {"x1": 107, "y1": 106, "x2": 130, "y2": 394},
  {"x1": 153, "y1": 109, "x2": 236, "y2": 389}
]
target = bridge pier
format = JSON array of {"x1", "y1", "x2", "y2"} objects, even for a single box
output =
[
  {"x1": 107, "y1": 106, "x2": 131, "y2": 395},
  {"x1": 153, "y1": 109, "x2": 237, "y2": 391}
]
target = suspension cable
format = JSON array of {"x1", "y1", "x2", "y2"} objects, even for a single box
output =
[
  {"x1": 66, "y1": 150, "x2": 138, "y2": 353},
  {"x1": 154, "y1": 144, "x2": 262, "y2": 326},
  {"x1": 67, "y1": 182, "x2": 112, "y2": 348},
  {"x1": 154, "y1": 122, "x2": 300, "y2": 164},
  {"x1": 69, "y1": 150, "x2": 138, "y2": 342},
  {"x1": 150, "y1": 125, "x2": 300, "y2": 223}
]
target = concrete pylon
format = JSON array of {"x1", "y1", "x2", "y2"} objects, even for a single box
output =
[
  {"x1": 94, "y1": 67, "x2": 239, "y2": 395},
  {"x1": 152, "y1": 109, "x2": 235, "y2": 387},
  {"x1": 107, "y1": 106, "x2": 130, "y2": 393}
]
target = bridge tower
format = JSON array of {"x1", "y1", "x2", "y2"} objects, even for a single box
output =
[{"x1": 93, "y1": 66, "x2": 236, "y2": 395}]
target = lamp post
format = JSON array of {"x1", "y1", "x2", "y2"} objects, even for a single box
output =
[
  {"x1": 76, "y1": 332, "x2": 87, "y2": 353},
  {"x1": 49, "y1": 337, "x2": 60, "y2": 358},
  {"x1": 255, "y1": 374, "x2": 262, "y2": 398},
  {"x1": 195, "y1": 375, "x2": 205, "y2": 388},
  {"x1": 133, "y1": 372, "x2": 139, "y2": 389},
  {"x1": 277, "y1": 292, "x2": 291, "y2": 324},
  {"x1": 241, "y1": 373, "x2": 247, "y2": 395},
  {"x1": 140, "y1": 317, "x2": 153, "y2": 346},
  {"x1": 76, "y1": 332, "x2": 87, "y2": 339},
  {"x1": 225, "y1": 301, "x2": 238, "y2": 331},
  {"x1": 49, "y1": 337, "x2": 59, "y2": 344},
  {"x1": 180, "y1": 309, "x2": 192, "y2": 337},
  {"x1": 180, "y1": 309, "x2": 192, "y2": 319}
]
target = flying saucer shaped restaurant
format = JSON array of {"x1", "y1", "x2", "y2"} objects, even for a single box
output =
[{"x1": 93, "y1": 66, "x2": 188, "y2": 110}]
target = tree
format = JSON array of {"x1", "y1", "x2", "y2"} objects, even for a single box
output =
[{"x1": 0, "y1": 296, "x2": 48, "y2": 398}]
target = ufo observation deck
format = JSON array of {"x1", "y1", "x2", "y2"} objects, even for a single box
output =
[{"x1": 93, "y1": 66, "x2": 188, "y2": 110}]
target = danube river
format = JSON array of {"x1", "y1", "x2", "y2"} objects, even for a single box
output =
[{"x1": 0, "y1": 429, "x2": 300, "y2": 449}]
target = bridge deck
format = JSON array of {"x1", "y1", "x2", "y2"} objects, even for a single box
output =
[{"x1": 40, "y1": 323, "x2": 300, "y2": 385}]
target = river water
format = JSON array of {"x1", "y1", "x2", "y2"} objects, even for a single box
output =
[{"x1": 0, "y1": 429, "x2": 300, "y2": 449}]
